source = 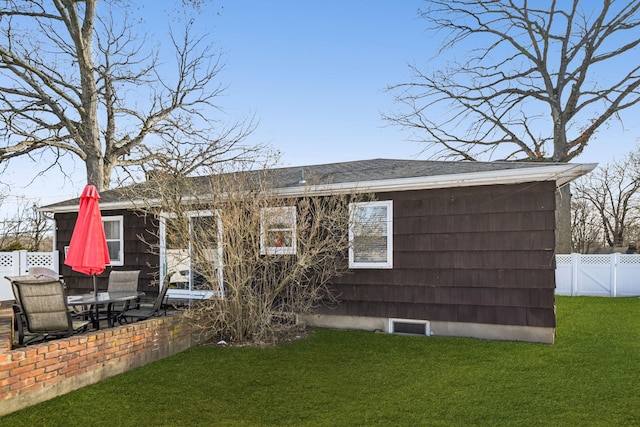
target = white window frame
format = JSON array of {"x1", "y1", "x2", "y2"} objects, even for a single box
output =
[
  {"x1": 102, "y1": 215, "x2": 124, "y2": 266},
  {"x1": 159, "y1": 210, "x2": 223, "y2": 299},
  {"x1": 349, "y1": 200, "x2": 393, "y2": 269},
  {"x1": 260, "y1": 206, "x2": 297, "y2": 255},
  {"x1": 188, "y1": 210, "x2": 224, "y2": 297}
]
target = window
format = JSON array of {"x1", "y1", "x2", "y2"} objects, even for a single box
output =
[
  {"x1": 349, "y1": 200, "x2": 393, "y2": 269},
  {"x1": 260, "y1": 206, "x2": 296, "y2": 255},
  {"x1": 160, "y1": 210, "x2": 223, "y2": 298},
  {"x1": 102, "y1": 215, "x2": 124, "y2": 266},
  {"x1": 189, "y1": 211, "x2": 223, "y2": 293}
]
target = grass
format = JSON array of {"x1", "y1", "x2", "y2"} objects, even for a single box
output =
[{"x1": 3, "y1": 296, "x2": 640, "y2": 426}]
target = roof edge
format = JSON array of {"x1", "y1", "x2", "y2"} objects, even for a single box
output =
[{"x1": 44, "y1": 162, "x2": 597, "y2": 213}]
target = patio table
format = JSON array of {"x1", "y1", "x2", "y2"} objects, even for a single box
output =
[{"x1": 67, "y1": 291, "x2": 144, "y2": 329}]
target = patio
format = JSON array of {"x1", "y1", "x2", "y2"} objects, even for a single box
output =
[{"x1": 0, "y1": 303, "x2": 13, "y2": 351}]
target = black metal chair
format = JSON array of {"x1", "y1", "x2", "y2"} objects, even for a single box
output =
[
  {"x1": 8, "y1": 275, "x2": 49, "y2": 346},
  {"x1": 8, "y1": 277, "x2": 90, "y2": 346},
  {"x1": 11, "y1": 303, "x2": 43, "y2": 346},
  {"x1": 96, "y1": 270, "x2": 141, "y2": 322},
  {"x1": 118, "y1": 276, "x2": 170, "y2": 324}
]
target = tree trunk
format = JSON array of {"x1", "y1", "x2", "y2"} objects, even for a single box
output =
[
  {"x1": 76, "y1": 0, "x2": 103, "y2": 190},
  {"x1": 85, "y1": 153, "x2": 105, "y2": 191}
]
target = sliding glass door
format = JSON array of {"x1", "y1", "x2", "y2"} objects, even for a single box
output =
[{"x1": 160, "y1": 210, "x2": 223, "y2": 299}]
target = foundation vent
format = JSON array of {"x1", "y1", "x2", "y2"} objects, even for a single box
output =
[{"x1": 388, "y1": 318, "x2": 430, "y2": 336}]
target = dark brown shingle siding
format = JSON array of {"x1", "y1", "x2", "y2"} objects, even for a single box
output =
[
  {"x1": 326, "y1": 181, "x2": 557, "y2": 328},
  {"x1": 55, "y1": 209, "x2": 159, "y2": 295},
  {"x1": 54, "y1": 180, "x2": 558, "y2": 329}
]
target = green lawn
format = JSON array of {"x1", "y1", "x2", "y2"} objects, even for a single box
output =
[{"x1": 3, "y1": 296, "x2": 640, "y2": 426}]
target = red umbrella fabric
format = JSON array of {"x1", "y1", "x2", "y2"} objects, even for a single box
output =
[{"x1": 64, "y1": 185, "x2": 111, "y2": 277}]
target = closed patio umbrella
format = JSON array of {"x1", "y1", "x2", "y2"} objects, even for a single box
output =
[{"x1": 64, "y1": 185, "x2": 111, "y2": 295}]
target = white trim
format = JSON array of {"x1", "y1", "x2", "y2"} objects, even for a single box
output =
[
  {"x1": 190, "y1": 210, "x2": 224, "y2": 298},
  {"x1": 42, "y1": 163, "x2": 597, "y2": 213},
  {"x1": 159, "y1": 210, "x2": 224, "y2": 299},
  {"x1": 388, "y1": 318, "x2": 431, "y2": 336},
  {"x1": 260, "y1": 206, "x2": 297, "y2": 255},
  {"x1": 102, "y1": 215, "x2": 124, "y2": 266},
  {"x1": 349, "y1": 200, "x2": 393, "y2": 269},
  {"x1": 274, "y1": 163, "x2": 598, "y2": 198}
]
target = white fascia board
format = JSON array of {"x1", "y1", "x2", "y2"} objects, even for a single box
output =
[
  {"x1": 272, "y1": 163, "x2": 598, "y2": 198},
  {"x1": 43, "y1": 163, "x2": 597, "y2": 213},
  {"x1": 43, "y1": 198, "x2": 158, "y2": 214}
]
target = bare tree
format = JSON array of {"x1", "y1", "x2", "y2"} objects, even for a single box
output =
[
  {"x1": 572, "y1": 152, "x2": 640, "y2": 249},
  {"x1": 386, "y1": 0, "x2": 640, "y2": 162},
  {"x1": 127, "y1": 160, "x2": 370, "y2": 344},
  {"x1": 0, "y1": 187, "x2": 6, "y2": 213},
  {"x1": 0, "y1": 201, "x2": 52, "y2": 251},
  {"x1": 385, "y1": 0, "x2": 640, "y2": 252},
  {"x1": 570, "y1": 195, "x2": 602, "y2": 253},
  {"x1": 0, "y1": 1, "x2": 259, "y2": 191}
]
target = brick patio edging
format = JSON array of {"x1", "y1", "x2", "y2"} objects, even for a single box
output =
[{"x1": 0, "y1": 312, "x2": 195, "y2": 416}]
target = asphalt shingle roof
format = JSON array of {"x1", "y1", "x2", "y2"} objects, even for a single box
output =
[{"x1": 43, "y1": 158, "x2": 589, "y2": 211}]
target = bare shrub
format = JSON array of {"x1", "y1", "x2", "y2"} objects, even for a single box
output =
[{"x1": 131, "y1": 163, "x2": 370, "y2": 344}]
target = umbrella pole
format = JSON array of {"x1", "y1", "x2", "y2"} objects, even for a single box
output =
[{"x1": 93, "y1": 274, "x2": 98, "y2": 295}]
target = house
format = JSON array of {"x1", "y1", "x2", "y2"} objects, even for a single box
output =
[{"x1": 43, "y1": 158, "x2": 596, "y2": 343}]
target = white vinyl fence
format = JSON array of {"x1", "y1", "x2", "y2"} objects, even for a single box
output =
[
  {"x1": 0, "y1": 250, "x2": 59, "y2": 301},
  {"x1": 555, "y1": 253, "x2": 640, "y2": 297},
  {"x1": 1, "y1": 251, "x2": 637, "y2": 301}
]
